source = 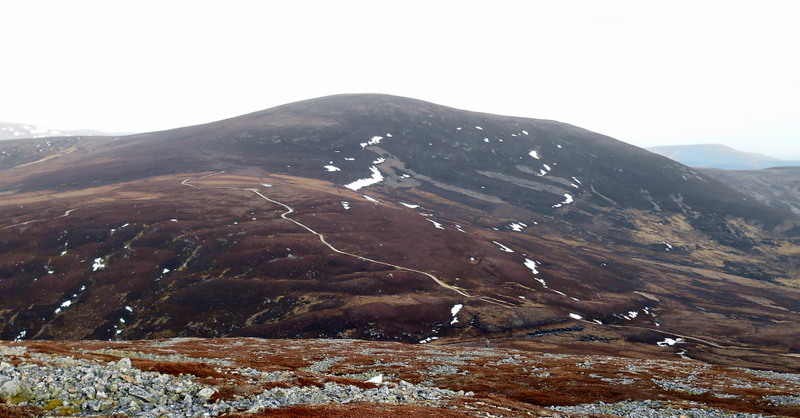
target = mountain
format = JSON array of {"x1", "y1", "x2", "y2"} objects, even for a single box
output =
[
  {"x1": 0, "y1": 121, "x2": 106, "y2": 141},
  {"x1": 1, "y1": 94, "x2": 798, "y2": 373},
  {"x1": 647, "y1": 144, "x2": 800, "y2": 170}
]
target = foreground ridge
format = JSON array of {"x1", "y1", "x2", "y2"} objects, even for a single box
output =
[{"x1": 2, "y1": 338, "x2": 799, "y2": 417}]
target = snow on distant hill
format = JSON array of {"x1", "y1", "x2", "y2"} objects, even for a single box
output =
[{"x1": 0, "y1": 121, "x2": 106, "y2": 140}]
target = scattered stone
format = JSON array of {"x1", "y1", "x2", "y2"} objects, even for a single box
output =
[
  {"x1": 764, "y1": 394, "x2": 800, "y2": 406},
  {"x1": 0, "y1": 353, "x2": 466, "y2": 417},
  {"x1": 197, "y1": 387, "x2": 216, "y2": 401},
  {"x1": 117, "y1": 357, "x2": 132, "y2": 370},
  {"x1": 550, "y1": 400, "x2": 768, "y2": 417}
]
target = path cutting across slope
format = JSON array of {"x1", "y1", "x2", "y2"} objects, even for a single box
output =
[
  {"x1": 181, "y1": 172, "x2": 482, "y2": 301},
  {"x1": 244, "y1": 187, "x2": 472, "y2": 298},
  {"x1": 0, "y1": 208, "x2": 80, "y2": 230},
  {"x1": 181, "y1": 172, "x2": 800, "y2": 358}
]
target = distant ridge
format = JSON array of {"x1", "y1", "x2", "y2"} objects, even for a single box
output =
[
  {"x1": 0, "y1": 121, "x2": 106, "y2": 140},
  {"x1": 648, "y1": 144, "x2": 800, "y2": 170}
]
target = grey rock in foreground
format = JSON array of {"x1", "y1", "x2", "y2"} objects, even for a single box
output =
[
  {"x1": 0, "y1": 354, "x2": 462, "y2": 417},
  {"x1": 550, "y1": 400, "x2": 771, "y2": 418}
]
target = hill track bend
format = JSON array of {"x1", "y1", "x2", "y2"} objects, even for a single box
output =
[
  {"x1": 181, "y1": 172, "x2": 511, "y2": 305},
  {"x1": 182, "y1": 172, "x2": 792, "y2": 357}
]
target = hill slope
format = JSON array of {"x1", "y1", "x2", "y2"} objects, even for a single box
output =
[
  {"x1": 700, "y1": 166, "x2": 800, "y2": 215},
  {"x1": 0, "y1": 94, "x2": 798, "y2": 372}
]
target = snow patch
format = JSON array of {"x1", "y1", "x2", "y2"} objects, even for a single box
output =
[
  {"x1": 54, "y1": 284, "x2": 84, "y2": 315},
  {"x1": 418, "y1": 336, "x2": 439, "y2": 344},
  {"x1": 524, "y1": 258, "x2": 540, "y2": 275},
  {"x1": 568, "y1": 313, "x2": 583, "y2": 320},
  {"x1": 552, "y1": 193, "x2": 574, "y2": 208},
  {"x1": 451, "y1": 304, "x2": 463, "y2": 316},
  {"x1": 492, "y1": 241, "x2": 514, "y2": 253},
  {"x1": 509, "y1": 222, "x2": 528, "y2": 232},
  {"x1": 657, "y1": 337, "x2": 685, "y2": 347},
  {"x1": 622, "y1": 310, "x2": 639, "y2": 320},
  {"x1": 450, "y1": 304, "x2": 463, "y2": 324},
  {"x1": 475, "y1": 126, "x2": 483, "y2": 130},
  {"x1": 399, "y1": 202, "x2": 420, "y2": 209},
  {"x1": 324, "y1": 164, "x2": 341, "y2": 172},
  {"x1": 360, "y1": 136, "x2": 383, "y2": 149},
  {"x1": 529, "y1": 150, "x2": 541, "y2": 159},
  {"x1": 341, "y1": 201, "x2": 351, "y2": 210},
  {"x1": 345, "y1": 166, "x2": 384, "y2": 191},
  {"x1": 371, "y1": 157, "x2": 386, "y2": 165},
  {"x1": 92, "y1": 258, "x2": 106, "y2": 272},
  {"x1": 426, "y1": 219, "x2": 445, "y2": 230},
  {"x1": 363, "y1": 195, "x2": 378, "y2": 203}
]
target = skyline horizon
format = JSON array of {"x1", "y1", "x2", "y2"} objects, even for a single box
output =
[
  {"x1": 2, "y1": 1, "x2": 798, "y2": 160},
  {"x1": 3, "y1": 91, "x2": 798, "y2": 161}
]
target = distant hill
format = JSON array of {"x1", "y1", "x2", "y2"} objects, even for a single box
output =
[
  {"x1": 0, "y1": 121, "x2": 106, "y2": 140},
  {"x1": 648, "y1": 144, "x2": 800, "y2": 170}
]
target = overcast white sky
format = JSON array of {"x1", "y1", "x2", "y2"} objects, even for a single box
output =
[{"x1": 2, "y1": 1, "x2": 798, "y2": 158}]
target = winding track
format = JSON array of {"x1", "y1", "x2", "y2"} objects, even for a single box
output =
[
  {"x1": 181, "y1": 172, "x2": 798, "y2": 358},
  {"x1": 1, "y1": 208, "x2": 80, "y2": 230},
  {"x1": 181, "y1": 172, "x2": 479, "y2": 301},
  {"x1": 244, "y1": 187, "x2": 472, "y2": 298}
]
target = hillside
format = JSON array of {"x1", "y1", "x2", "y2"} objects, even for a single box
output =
[
  {"x1": 700, "y1": 166, "x2": 800, "y2": 216},
  {"x1": 0, "y1": 94, "x2": 798, "y2": 375},
  {"x1": 648, "y1": 144, "x2": 800, "y2": 170}
]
